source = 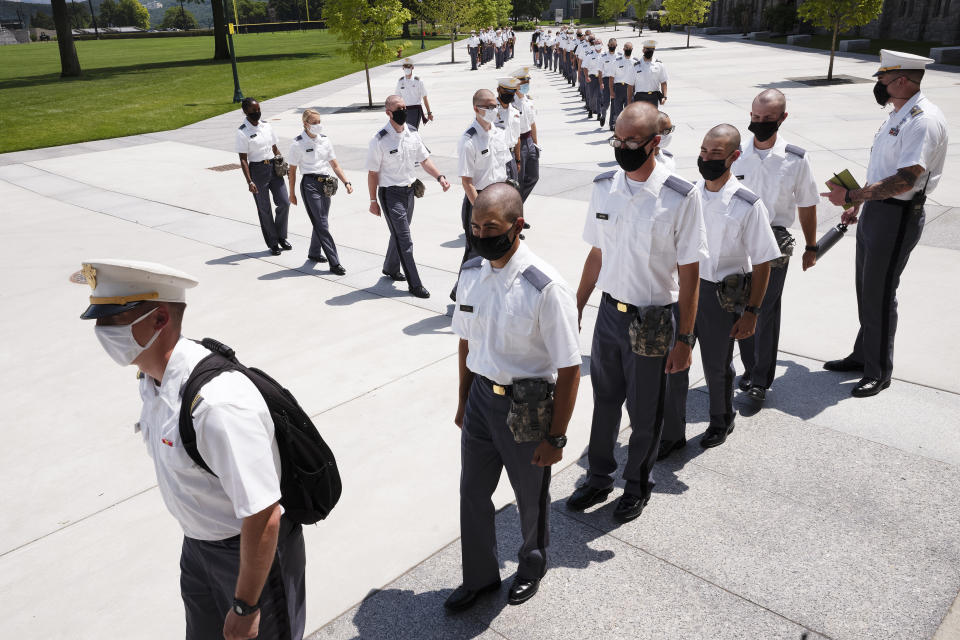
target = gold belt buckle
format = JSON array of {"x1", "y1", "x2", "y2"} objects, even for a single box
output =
[
  {"x1": 616, "y1": 302, "x2": 628, "y2": 313},
  {"x1": 492, "y1": 384, "x2": 506, "y2": 396}
]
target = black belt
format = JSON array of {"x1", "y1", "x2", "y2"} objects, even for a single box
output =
[
  {"x1": 478, "y1": 375, "x2": 513, "y2": 396},
  {"x1": 520, "y1": 131, "x2": 533, "y2": 140},
  {"x1": 615, "y1": 82, "x2": 630, "y2": 86},
  {"x1": 303, "y1": 173, "x2": 330, "y2": 179},
  {"x1": 603, "y1": 292, "x2": 670, "y2": 314},
  {"x1": 636, "y1": 91, "x2": 660, "y2": 95}
]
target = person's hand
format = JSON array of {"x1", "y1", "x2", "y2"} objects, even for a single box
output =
[
  {"x1": 454, "y1": 403, "x2": 465, "y2": 429},
  {"x1": 730, "y1": 311, "x2": 757, "y2": 339},
  {"x1": 369, "y1": 201, "x2": 381, "y2": 217},
  {"x1": 345, "y1": 182, "x2": 354, "y2": 195},
  {"x1": 841, "y1": 204, "x2": 860, "y2": 226},
  {"x1": 660, "y1": 96, "x2": 667, "y2": 104},
  {"x1": 223, "y1": 609, "x2": 259, "y2": 640},
  {"x1": 289, "y1": 193, "x2": 298, "y2": 206},
  {"x1": 577, "y1": 306, "x2": 583, "y2": 333},
  {"x1": 665, "y1": 342, "x2": 692, "y2": 374},
  {"x1": 427, "y1": 112, "x2": 435, "y2": 122},
  {"x1": 802, "y1": 249, "x2": 817, "y2": 271},
  {"x1": 532, "y1": 440, "x2": 562, "y2": 467},
  {"x1": 247, "y1": 182, "x2": 258, "y2": 195},
  {"x1": 820, "y1": 182, "x2": 849, "y2": 207},
  {"x1": 439, "y1": 177, "x2": 451, "y2": 192}
]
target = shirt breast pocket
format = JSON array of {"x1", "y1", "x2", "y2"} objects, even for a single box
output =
[
  {"x1": 630, "y1": 215, "x2": 673, "y2": 255},
  {"x1": 498, "y1": 307, "x2": 537, "y2": 352}
]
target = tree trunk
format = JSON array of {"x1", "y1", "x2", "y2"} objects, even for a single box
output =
[
  {"x1": 51, "y1": 0, "x2": 81, "y2": 77},
  {"x1": 211, "y1": 0, "x2": 229, "y2": 61},
  {"x1": 365, "y1": 62, "x2": 372, "y2": 107},
  {"x1": 686, "y1": 25, "x2": 691, "y2": 47},
  {"x1": 828, "y1": 18, "x2": 838, "y2": 80},
  {"x1": 450, "y1": 32, "x2": 455, "y2": 62}
]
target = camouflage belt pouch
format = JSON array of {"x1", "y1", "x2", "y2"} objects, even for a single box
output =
[
  {"x1": 771, "y1": 226, "x2": 794, "y2": 268},
  {"x1": 272, "y1": 155, "x2": 289, "y2": 178},
  {"x1": 412, "y1": 178, "x2": 426, "y2": 198},
  {"x1": 318, "y1": 176, "x2": 338, "y2": 197},
  {"x1": 506, "y1": 378, "x2": 555, "y2": 443},
  {"x1": 628, "y1": 305, "x2": 673, "y2": 357},
  {"x1": 717, "y1": 273, "x2": 752, "y2": 314}
]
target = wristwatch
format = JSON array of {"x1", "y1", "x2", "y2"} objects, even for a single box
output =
[
  {"x1": 232, "y1": 598, "x2": 260, "y2": 617},
  {"x1": 744, "y1": 305, "x2": 761, "y2": 315},
  {"x1": 545, "y1": 433, "x2": 567, "y2": 449},
  {"x1": 677, "y1": 333, "x2": 696, "y2": 348},
  {"x1": 805, "y1": 244, "x2": 818, "y2": 253}
]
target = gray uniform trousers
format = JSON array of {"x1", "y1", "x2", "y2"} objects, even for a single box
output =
[
  {"x1": 406, "y1": 105, "x2": 423, "y2": 131},
  {"x1": 554, "y1": 48, "x2": 561, "y2": 69},
  {"x1": 181, "y1": 517, "x2": 306, "y2": 640},
  {"x1": 850, "y1": 199, "x2": 925, "y2": 381},
  {"x1": 250, "y1": 161, "x2": 290, "y2": 249},
  {"x1": 578, "y1": 67, "x2": 586, "y2": 98},
  {"x1": 518, "y1": 137, "x2": 540, "y2": 202},
  {"x1": 586, "y1": 76, "x2": 600, "y2": 114},
  {"x1": 377, "y1": 184, "x2": 423, "y2": 289},
  {"x1": 469, "y1": 46, "x2": 478, "y2": 69},
  {"x1": 586, "y1": 298, "x2": 672, "y2": 498},
  {"x1": 506, "y1": 156, "x2": 519, "y2": 181},
  {"x1": 611, "y1": 83, "x2": 628, "y2": 128},
  {"x1": 599, "y1": 78, "x2": 611, "y2": 119},
  {"x1": 300, "y1": 177, "x2": 340, "y2": 266},
  {"x1": 460, "y1": 376, "x2": 552, "y2": 589},
  {"x1": 738, "y1": 260, "x2": 788, "y2": 389},
  {"x1": 495, "y1": 46, "x2": 504, "y2": 68}
]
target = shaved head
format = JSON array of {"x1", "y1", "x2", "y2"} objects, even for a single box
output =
[
  {"x1": 752, "y1": 89, "x2": 786, "y2": 121},
  {"x1": 703, "y1": 124, "x2": 741, "y2": 155},
  {"x1": 473, "y1": 182, "x2": 523, "y2": 224},
  {"x1": 657, "y1": 110, "x2": 672, "y2": 132},
  {"x1": 385, "y1": 94, "x2": 404, "y2": 110},
  {"x1": 473, "y1": 89, "x2": 495, "y2": 107},
  {"x1": 615, "y1": 102, "x2": 659, "y2": 140}
]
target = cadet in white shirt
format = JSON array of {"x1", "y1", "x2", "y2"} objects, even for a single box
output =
[
  {"x1": 77, "y1": 260, "x2": 306, "y2": 640},
  {"x1": 367, "y1": 94, "x2": 451, "y2": 299},
  {"x1": 395, "y1": 59, "x2": 434, "y2": 131},
  {"x1": 821, "y1": 50, "x2": 948, "y2": 397},
  {"x1": 468, "y1": 31, "x2": 480, "y2": 70},
  {"x1": 655, "y1": 110, "x2": 677, "y2": 172},
  {"x1": 610, "y1": 43, "x2": 636, "y2": 130},
  {"x1": 576, "y1": 34, "x2": 590, "y2": 99},
  {"x1": 287, "y1": 109, "x2": 352, "y2": 275},
  {"x1": 584, "y1": 40, "x2": 603, "y2": 119},
  {"x1": 512, "y1": 67, "x2": 540, "y2": 203},
  {"x1": 598, "y1": 39, "x2": 619, "y2": 129},
  {"x1": 731, "y1": 89, "x2": 821, "y2": 403},
  {"x1": 495, "y1": 77, "x2": 523, "y2": 180},
  {"x1": 660, "y1": 125, "x2": 781, "y2": 459},
  {"x1": 567, "y1": 103, "x2": 707, "y2": 523},
  {"x1": 235, "y1": 98, "x2": 290, "y2": 256},
  {"x1": 633, "y1": 40, "x2": 668, "y2": 107},
  {"x1": 447, "y1": 184, "x2": 581, "y2": 613},
  {"x1": 494, "y1": 29, "x2": 505, "y2": 68}
]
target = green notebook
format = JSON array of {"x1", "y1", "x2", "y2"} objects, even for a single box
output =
[{"x1": 826, "y1": 170, "x2": 862, "y2": 209}]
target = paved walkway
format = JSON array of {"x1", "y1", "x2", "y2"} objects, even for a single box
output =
[{"x1": 1, "y1": 27, "x2": 959, "y2": 640}]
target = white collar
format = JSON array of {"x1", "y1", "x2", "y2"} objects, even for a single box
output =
[{"x1": 479, "y1": 241, "x2": 532, "y2": 290}]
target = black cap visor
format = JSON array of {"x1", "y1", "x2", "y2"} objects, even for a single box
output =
[{"x1": 80, "y1": 301, "x2": 145, "y2": 320}]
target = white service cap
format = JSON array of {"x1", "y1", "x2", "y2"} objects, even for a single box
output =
[
  {"x1": 874, "y1": 49, "x2": 934, "y2": 76},
  {"x1": 74, "y1": 259, "x2": 198, "y2": 319}
]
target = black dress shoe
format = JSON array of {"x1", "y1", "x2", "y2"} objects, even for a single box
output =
[
  {"x1": 566, "y1": 484, "x2": 612, "y2": 511},
  {"x1": 746, "y1": 386, "x2": 766, "y2": 402},
  {"x1": 329, "y1": 264, "x2": 347, "y2": 276},
  {"x1": 851, "y1": 377, "x2": 891, "y2": 398},
  {"x1": 657, "y1": 437, "x2": 686, "y2": 461},
  {"x1": 823, "y1": 357, "x2": 864, "y2": 372},
  {"x1": 269, "y1": 246, "x2": 282, "y2": 256},
  {"x1": 382, "y1": 270, "x2": 406, "y2": 282},
  {"x1": 507, "y1": 577, "x2": 539, "y2": 605},
  {"x1": 701, "y1": 416, "x2": 735, "y2": 448},
  {"x1": 409, "y1": 285, "x2": 431, "y2": 299},
  {"x1": 613, "y1": 493, "x2": 649, "y2": 523},
  {"x1": 599, "y1": 114, "x2": 606, "y2": 127},
  {"x1": 307, "y1": 254, "x2": 328, "y2": 263},
  {"x1": 443, "y1": 579, "x2": 501, "y2": 612},
  {"x1": 738, "y1": 375, "x2": 752, "y2": 392},
  {"x1": 523, "y1": 222, "x2": 531, "y2": 229},
  {"x1": 279, "y1": 239, "x2": 292, "y2": 251}
]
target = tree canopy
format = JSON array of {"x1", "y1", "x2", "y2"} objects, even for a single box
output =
[
  {"x1": 160, "y1": 5, "x2": 198, "y2": 28},
  {"x1": 797, "y1": 0, "x2": 884, "y2": 79},
  {"x1": 661, "y1": 0, "x2": 713, "y2": 46}
]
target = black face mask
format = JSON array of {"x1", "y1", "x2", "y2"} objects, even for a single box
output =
[
  {"x1": 470, "y1": 226, "x2": 517, "y2": 261},
  {"x1": 624, "y1": 49, "x2": 632, "y2": 57},
  {"x1": 609, "y1": 46, "x2": 616, "y2": 52},
  {"x1": 247, "y1": 111, "x2": 262, "y2": 123},
  {"x1": 643, "y1": 49, "x2": 654, "y2": 59},
  {"x1": 614, "y1": 138, "x2": 653, "y2": 172},
  {"x1": 748, "y1": 119, "x2": 781, "y2": 142},
  {"x1": 391, "y1": 108, "x2": 407, "y2": 125},
  {"x1": 873, "y1": 79, "x2": 890, "y2": 106},
  {"x1": 697, "y1": 155, "x2": 733, "y2": 181},
  {"x1": 499, "y1": 91, "x2": 515, "y2": 104}
]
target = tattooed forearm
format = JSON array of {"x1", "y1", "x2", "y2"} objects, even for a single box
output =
[{"x1": 850, "y1": 166, "x2": 921, "y2": 202}]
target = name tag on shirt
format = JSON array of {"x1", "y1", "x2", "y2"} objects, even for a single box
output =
[
  {"x1": 596, "y1": 212, "x2": 609, "y2": 220},
  {"x1": 306, "y1": 148, "x2": 314, "y2": 152},
  {"x1": 481, "y1": 149, "x2": 489, "y2": 155},
  {"x1": 250, "y1": 133, "x2": 258, "y2": 138},
  {"x1": 736, "y1": 175, "x2": 745, "y2": 180},
  {"x1": 460, "y1": 304, "x2": 475, "y2": 313},
  {"x1": 389, "y1": 149, "x2": 399, "y2": 154}
]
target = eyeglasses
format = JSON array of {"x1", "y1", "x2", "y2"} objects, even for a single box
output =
[
  {"x1": 608, "y1": 135, "x2": 653, "y2": 150},
  {"x1": 660, "y1": 125, "x2": 676, "y2": 135}
]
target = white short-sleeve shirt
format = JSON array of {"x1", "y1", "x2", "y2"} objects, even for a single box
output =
[
  {"x1": 601, "y1": 51, "x2": 620, "y2": 77},
  {"x1": 495, "y1": 103, "x2": 522, "y2": 148},
  {"x1": 633, "y1": 57, "x2": 668, "y2": 92},
  {"x1": 366, "y1": 123, "x2": 430, "y2": 187},
  {"x1": 452, "y1": 243, "x2": 582, "y2": 386},
  {"x1": 583, "y1": 164, "x2": 708, "y2": 307},
  {"x1": 732, "y1": 135, "x2": 820, "y2": 228},
  {"x1": 458, "y1": 119, "x2": 509, "y2": 191},
  {"x1": 234, "y1": 118, "x2": 278, "y2": 162},
  {"x1": 866, "y1": 92, "x2": 948, "y2": 199},
  {"x1": 287, "y1": 131, "x2": 336, "y2": 176},
  {"x1": 614, "y1": 54, "x2": 637, "y2": 84},
  {"x1": 695, "y1": 177, "x2": 782, "y2": 282},
  {"x1": 656, "y1": 149, "x2": 677, "y2": 173},
  {"x1": 515, "y1": 95, "x2": 536, "y2": 134},
  {"x1": 137, "y1": 337, "x2": 281, "y2": 541},
  {"x1": 395, "y1": 75, "x2": 427, "y2": 107}
]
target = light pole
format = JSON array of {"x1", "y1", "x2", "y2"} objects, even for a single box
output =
[{"x1": 227, "y1": 23, "x2": 244, "y2": 103}]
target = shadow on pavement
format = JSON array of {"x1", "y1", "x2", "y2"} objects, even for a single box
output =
[
  {"x1": 403, "y1": 314, "x2": 453, "y2": 336},
  {"x1": 206, "y1": 250, "x2": 272, "y2": 265},
  {"x1": 734, "y1": 359, "x2": 859, "y2": 420}
]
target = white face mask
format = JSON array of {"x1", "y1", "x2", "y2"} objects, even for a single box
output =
[
  {"x1": 659, "y1": 132, "x2": 672, "y2": 149},
  {"x1": 94, "y1": 307, "x2": 160, "y2": 367},
  {"x1": 307, "y1": 122, "x2": 323, "y2": 136},
  {"x1": 519, "y1": 84, "x2": 530, "y2": 95},
  {"x1": 476, "y1": 107, "x2": 497, "y2": 124},
  {"x1": 404, "y1": 68, "x2": 412, "y2": 77}
]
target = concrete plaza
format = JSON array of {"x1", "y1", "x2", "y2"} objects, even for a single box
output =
[{"x1": 1, "y1": 26, "x2": 959, "y2": 639}]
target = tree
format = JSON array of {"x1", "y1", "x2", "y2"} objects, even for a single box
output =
[
  {"x1": 115, "y1": 0, "x2": 150, "y2": 27},
  {"x1": 763, "y1": 1, "x2": 797, "y2": 34},
  {"x1": 324, "y1": 0, "x2": 411, "y2": 107},
  {"x1": 161, "y1": 5, "x2": 198, "y2": 27},
  {"x1": 661, "y1": 0, "x2": 713, "y2": 47},
  {"x1": 32, "y1": 10, "x2": 55, "y2": 29},
  {"x1": 266, "y1": 0, "x2": 321, "y2": 22},
  {"x1": 471, "y1": 0, "x2": 511, "y2": 28},
  {"x1": 98, "y1": 0, "x2": 118, "y2": 26},
  {"x1": 512, "y1": 0, "x2": 549, "y2": 22},
  {"x1": 210, "y1": 0, "x2": 230, "y2": 60},
  {"x1": 797, "y1": 0, "x2": 883, "y2": 80},
  {"x1": 630, "y1": 0, "x2": 654, "y2": 30},
  {"x1": 233, "y1": 0, "x2": 269, "y2": 23},
  {"x1": 67, "y1": 1, "x2": 92, "y2": 28},
  {"x1": 598, "y1": 0, "x2": 628, "y2": 29},
  {"x1": 50, "y1": 0, "x2": 82, "y2": 76},
  {"x1": 422, "y1": 0, "x2": 472, "y2": 62}
]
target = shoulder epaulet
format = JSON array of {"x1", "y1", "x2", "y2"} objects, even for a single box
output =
[
  {"x1": 593, "y1": 170, "x2": 616, "y2": 183},
  {"x1": 377, "y1": 128, "x2": 388, "y2": 139},
  {"x1": 664, "y1": 174, "x2": 694, "y2": 196},
  {"x1": 909, "y1": 105, "x2": 924, "y2": 118},
  {"x1": 733, "y1": 187, "x2": 760, "y2": 205},
  {"x1": 784, "y1": 144, "x2": 805, "y2": 158},
  {"x1": 466, "y1": 126, "x2": 477, "y2": 137},
  {"x1": 136, "y1": 370, "x2": 145, "y2": 380},
  {"x1": 414, "y1": 76, "x2": 420, "y2": 81},
  {"x1": 238, "y1": 123, "x2": 246, "y2": 130},
  {"x1": 521, "y1": 265, "x2": 552, "y2": 292},
  {"x1": 462, "y1": 256, "x2": 483, "y2": 270},
  {"x1": 294, "y1": 134, "x2": 303, "y2": 141},
  {"x1": 662, "y1": 149, "x2": 673, "y2": 158}
]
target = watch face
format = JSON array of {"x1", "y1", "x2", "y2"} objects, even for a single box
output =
[{"x1": 233, "y1": 605, "x2": 244, "y2": 616}]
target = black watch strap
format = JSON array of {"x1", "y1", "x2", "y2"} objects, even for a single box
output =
[
  {"x1": 805, "y1": 244, "x2": 818, "y2": 252},
  {"x1": 232, "y1": 598, "x2": 260, "y2": 617},
  {"x1": 545, "y1": 434, "x2": 567, "y2": 448},
  {"x1": 744, "y1": 305, "x2": 761, "y2": 315},
  {"x1": 677, "y1": 333, "x2": 696, "y2": 347}
]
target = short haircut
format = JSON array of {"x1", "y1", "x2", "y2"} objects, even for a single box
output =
[
  {"x1": 753, "y1": 88, "x2": 786, "y2": 115},
  {"x1": 385, "y1": 94, "x2": 403, "y2": 110},
  {"x1": 617, "y1": 102, "x2": 659, "y2": 139},
  {"x1": 608, "y1": 38, "x2": 616, "y2": 45},
  {"x1": 657, "y1": 110, "x2": 672, "y2": 131},
  {"x1": 893, "y1": 69, "x2": 925, "y2": 84},
  {"x1": 473, "y1": 89, "x2": 494, "y2": 107},
  {"x1": 301, "y1": 108, "x2": 321, "y2": 123},
  {"x1": 473, "y1": 182, "x2": 523, "y2": 224},
  {"x1": 706, "y1": 123, "x2": 741, "y2": 155},
  {"x1": 241, "y1": 97, "x2": 258, "y2": 111}
]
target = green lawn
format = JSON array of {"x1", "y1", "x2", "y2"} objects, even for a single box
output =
[
  {"x1": 767, "y1": 34, "x2": 945, "y2": 60},
  {"x1": 0, "y1": 31, "x2": 455, "y2": 153}
]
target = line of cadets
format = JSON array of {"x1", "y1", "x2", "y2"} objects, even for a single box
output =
[{"x1": 467, "y1": 26, "x2": 517, "y2": 70}]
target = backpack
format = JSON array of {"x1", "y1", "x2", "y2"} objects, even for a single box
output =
[{"x1": 177, "y1": 338, "x2": 341, "y2": 524}]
